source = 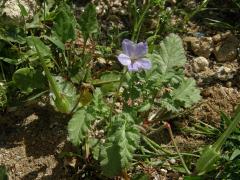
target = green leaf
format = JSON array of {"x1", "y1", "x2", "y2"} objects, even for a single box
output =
[
  {"x1": 0, "y1": 57, "x2": 22, "y2": 65},
  {"x1": 78, "y1": 3, "x2": 98, "y2": 41},
  {"x1": 153, "y1": 34, "x2": 186, "y2": 74},
  {"x1": 17, "y1": 0, "x2": 28, "y2": 16},
  {"x1": 100, "y1": 113, "x2": 140, "y2": 177},
  {"x1": 0, "y1": 28, "x2": 26, "y2": 44},
  {"x1": 230, "y1": 149, "x2": 240, "y2": 160},
  {"x1": 184, "y1": 176, "x2": 202, "y2": 180},
  {"x1": 147, "y1": 34, "x2": 186, "y2": 85},
  {"x1": 170, "y1": 78, "x2": 201, "y2": 108},
  {"x1": 0, "y1": 84, "x2": 7, "y2": 108},
  {"x1": 50, "y1": 76, "x2": 79, "y2": 112},
  {"x1": 26, "y1": 36, "x2": 52, "y2": 58},
  {"x1": 91, "y1": 88, "x2": 110, "y2": 117},
  {"x1": 44, "y1": 35, "x2": 65, "y2": 50},
  {"x1": 0, "y1": 165, "x2": 8, "y2": 180},
  {"x1": 68, "y1": 109, "x2": 94, "y2": 146},
  {"x1": 195, "y1": 145, "x2": 220, "y2": 175},
  {"x1": 138, "y1": 102, "x2": 151, "y2": 112},
  {"x1": 161, "y1": 78, "x2": 201, "y2": 112},
  {"x1": 52, "y1": 3, "x2": 76, "y2": 43},
  {"x1": 93, "y1": 71, "x2": 121, "y2": 94},
  {"x1": 13, "y1": 68, "x2": 46, "y2": 93}
]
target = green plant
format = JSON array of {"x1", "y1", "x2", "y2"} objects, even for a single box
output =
[
  {"x1": 67, "y1": 34, "x2": 201, "y2": 178},
  {"x1": 0, "y1": 1, "x2": 203, "y2": 178}
]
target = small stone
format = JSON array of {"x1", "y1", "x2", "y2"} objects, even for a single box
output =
[
  {"x1": 160, "y1": 168, "x2": 168, "y2": 175},
  {"x1": 1, "y1": 0, "x2": 38, "y2": 25},
  {"x1": 213, "y1": 35, "x2": 239, "y2": 62},
  {"x1": 216, "y1": 66, "x2": 235, "y2": 81},
  {"x1": 184, "y1": 36, "x2": 213, "y2": 58},
  {"x1": 169, "y1": 158, "x2": 176, "y2": 164},
  {"x1": 226, "y1": 81, "x2": 232, "y2": 87},
  {"x1": 192, "y1": 56, "x2": 209, "y2": 72},
  {"x1": 212, "y1": 33, "x2": 222, "y2": 43}
]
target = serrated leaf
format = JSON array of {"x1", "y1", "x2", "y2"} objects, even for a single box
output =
[
  {"x1": 91, "y1": 88, "x2": 110, "y2": 117},
  {"x1": 160, "y1": 97, "x2": 179, "y2": 112},
  {"x1": 161, "y1": 78, "x2": 201, "y2": 112},
  {"x1": 52, "y1": 3, "x2": 76, "y2": 43},
  {"x1": 13, "y1": 68, "x2": 46, "y2": 93},
  {"x1": 100, "y1": 113, "x2": 140, "y2": 177},
  {"x1": 138, "y1": 102, "x2": 151, "y2": 112},
  {"x1": 155, "y1": 33, "x2": 186, "y2": 74},
  {"x1": 78, "y1": 3, "x2": 98, "y2": 41},
  {"x1": 171, "y1": 78, "x2": 201, "y2": 108},
  {"x1": 68, "y1": 109, "x2": 94, "y2": 146},
  {"x1": 147, "y1": 34, "x2": 186, "y2": 85}
]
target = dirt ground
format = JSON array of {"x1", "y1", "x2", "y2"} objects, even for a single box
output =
[{"x1": 0, "y1": 104, "x2": 72, "y2": 179}]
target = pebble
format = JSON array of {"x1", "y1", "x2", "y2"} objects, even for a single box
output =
[
  {"x1": 160, "y1": 168, "x2": 168, "y2": 175},
  {"x1": 213, "y1": 35, "x2": 239, "y2": 62},
  {"x1": 192, "y1": 56, "x2": 209, "y2": 72},
  {"x1": 183, "y1": 36, "x2": 213, "y2": 58},
  {"x1": 216, "y1": 66, "x2": 234, "y2": 81},
  {"x1": 169, "y1": 158, "x2": 176, "y2": 164}
]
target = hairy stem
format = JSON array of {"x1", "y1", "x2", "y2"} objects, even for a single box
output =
[
  {"x1": 108, "y1": 69, "x2": 128, "y2": 121},
  {"x1": 165, "y1": 122, "x2": 191, "y2": 175}
]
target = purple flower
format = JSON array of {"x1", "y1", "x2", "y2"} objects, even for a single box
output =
[{"x1": 117, "y1": 39, "x2": 152, "y2": 71}]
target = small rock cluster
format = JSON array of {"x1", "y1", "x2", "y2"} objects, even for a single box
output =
[
  {"x1": 184, "y1": 31, "x2": 239, "y2": 82},
  {"x1": 184, "y1": 31, "x2": 240, "y2": 62},
  {"x1": 0, "y1": 0, "x2": 38, "y2": 25}
]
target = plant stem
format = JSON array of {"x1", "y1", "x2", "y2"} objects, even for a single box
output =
[
  {"x1": 35, "y1": 50, "x2": 61, "y2": 102},
  {"x1": 142, "y1": 135, "x2": 172, "y2": 155},
  {"x1": 108, "y1": 69, "x2": 128, "y2": 121},
  {"x1": 132, "y1": 1, "x2": 150, "y2": 41},
  {"x1": 164, "y1": 122, "x2": 191, "y2": 175},
  {"x1": 0, "y1": 62, "x2": 6, "y2": 82},
  {"x1": 33, "y1": 39, "x2": 70, "y2": 113},
  {"x1": 122, "y1": 170, "x2": 130, "y2": 180},
  {"x1": 90, "y1": 79, "x2": 120, "y2": 86}
]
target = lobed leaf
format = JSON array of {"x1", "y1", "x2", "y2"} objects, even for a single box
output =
[
  {"x1": 161, "y1": 78, "x2": 201, "y2": 112},
  {"x1": 147, "y1": 34, "x2": 186, "y2": 85},
  {"x1": 171, "y1": 78, "x2": 201, "y2": 108},
  {"x1": 91, "y1": 88, "x2": 110, "y2": 117},
  {"x1": 68, "y1": 109, "x2": 94, "y2": 146},
  {"x1": 100, "y1": 113, "x2": 140, "y2": 177}
]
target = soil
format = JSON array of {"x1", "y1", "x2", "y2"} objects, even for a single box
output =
[{"x1": 0, "y1": 104, "x2": 71, "y2": 179}]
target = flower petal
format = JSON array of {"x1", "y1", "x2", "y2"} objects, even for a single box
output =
[
  {"x1": 135, "y1": 42, "x2": 148, "y2": 58},
  {"x1": 136, "y1": 59, "x2": 152, "y2": 70},
  {"x1": 118, "y1": 53, "x2": 131, "y2": 66},
  {"x1": 122, "y1": 39, "x2": 135, "y2": 57},
  {"x1": 128, "y1": 62, "x2": 140, "y2": 71}
]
